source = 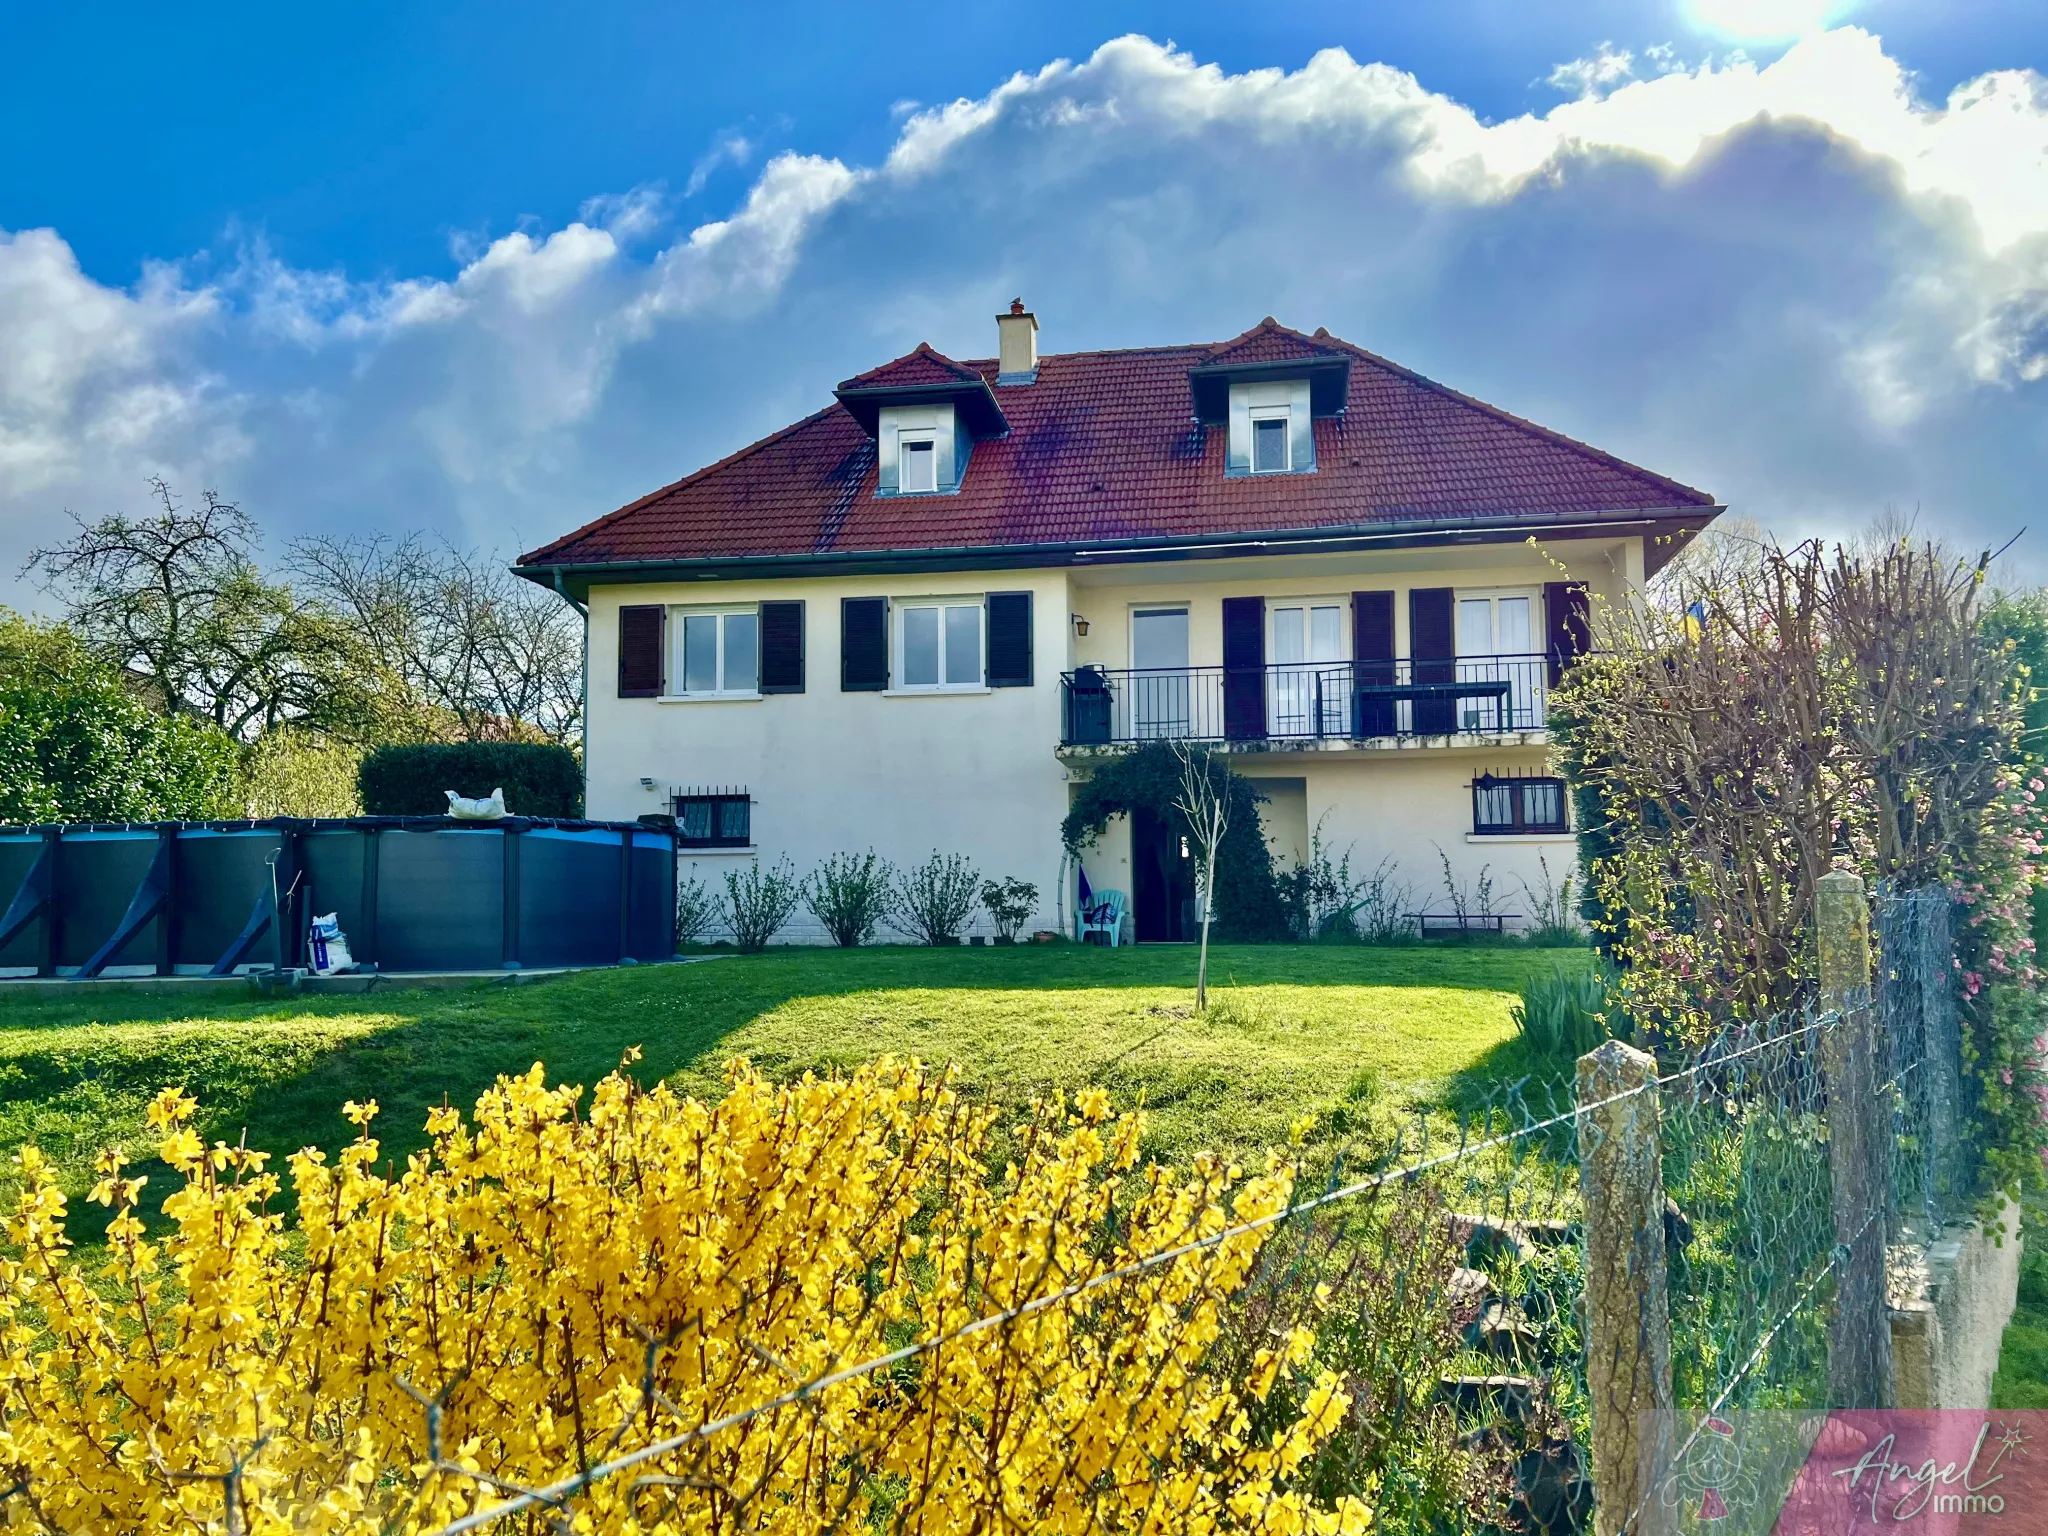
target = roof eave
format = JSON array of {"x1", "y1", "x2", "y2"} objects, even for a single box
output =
[
  {"x1": 516, "y1": 505, "x2": 1723, "y2": 599},
  {"x1": 831, "y1": 378, "x2": 1009, "y2": 439},
  {"x1": 1188, "y1": 355, "x2": 1351, "y2": 423}
]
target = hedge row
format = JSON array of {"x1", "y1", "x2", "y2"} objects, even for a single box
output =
[{"x1": 356, "y1": 742, "x2": 582, "y2": 818}]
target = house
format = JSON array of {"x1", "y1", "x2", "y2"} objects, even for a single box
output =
[{"x1": 516, "y1": 307, "x2": 1719, "y2": 942}]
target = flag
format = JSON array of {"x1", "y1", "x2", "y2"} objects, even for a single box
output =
[
  {"x1": 1077, "y1": 864, "x2": 1094, "y2": 910},
  {"x1": 1683, "y1": 598, "x2": 1706, "y2": 642}
]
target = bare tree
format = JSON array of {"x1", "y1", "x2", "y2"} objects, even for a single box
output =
[
  {"x1": 25, "y1": 479, "x2": 375, "y2": 740},
  {"x1": 289, "y1": 533, "x2": 582, "y2": 744},
  {"x1": 1173, "y1": 740, "x2": 1228, "y2": 1010}
]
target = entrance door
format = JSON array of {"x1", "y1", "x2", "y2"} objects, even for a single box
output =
[{"x1": 1130, "y1": 805, "x2": 1194, "y2": 942}]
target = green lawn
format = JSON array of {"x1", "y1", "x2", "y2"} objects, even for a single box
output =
[
  {"x1": 1992, "y1": 1210, "x2": 2047, "y2": 1410},
  {"x1": 0, "y1": 943, "x2": 1583, "y2": 1233}
]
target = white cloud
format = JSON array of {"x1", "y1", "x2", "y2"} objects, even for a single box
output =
[
  {"x1": 1686, "y1": 0, "x2": 1862, "y2": 45},
  {"x1": 3, "y1": 24, "x2": 2048, "y2": 596}
]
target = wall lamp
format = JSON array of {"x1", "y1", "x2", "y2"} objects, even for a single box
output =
[{"x1": 1071, "y1": 613, "x2": 1090, "y2": 637}]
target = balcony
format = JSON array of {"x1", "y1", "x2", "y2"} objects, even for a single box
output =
[{"x1": 1058, "y1": 656, "x2": 1552, "y2": 748}]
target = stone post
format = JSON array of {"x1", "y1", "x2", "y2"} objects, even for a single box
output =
[
  {"x1": 1816, "y1": 869, "x2": 1894, "y2": 1408},
  {"x1": 1577, "y1": 1039, "x2": 1675, "y2": 1536}
]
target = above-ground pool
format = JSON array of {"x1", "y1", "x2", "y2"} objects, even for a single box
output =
[{"x1": 0, "y1": 816, "x2": 677, "y2": 977}]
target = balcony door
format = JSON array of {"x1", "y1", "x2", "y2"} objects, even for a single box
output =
[
  {"x1": 1268, "y1": 602, "x2": 1345, "y2": 737},
  {"x1": 1455, "y1": 590, "x2": 1536, "y2": 730},
  {"x1": 1130, "y1": 607, "x2": 1190, "y2": 739}
]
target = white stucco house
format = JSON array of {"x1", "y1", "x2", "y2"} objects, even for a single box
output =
[{"x1": 516, "y1": 307, "x2": 1720, "y2": 942}]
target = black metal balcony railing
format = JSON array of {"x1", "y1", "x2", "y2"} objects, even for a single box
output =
[{"x1": 1059, "y1": 656, "x2": 1551, "y2": 747}]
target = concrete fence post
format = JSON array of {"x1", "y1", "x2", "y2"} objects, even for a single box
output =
[
  {"x1": 1816, "y1": 869, "x2": 1894, "y2": 1408},
  {"x1": 1577, "y1": 1039, "x2": 1675, "y2": 1536}
]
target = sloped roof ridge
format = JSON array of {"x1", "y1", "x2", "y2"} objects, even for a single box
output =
[
  {"x1": 518, "y1": 401, "x2": 847, "y2": 566},
  {"x1": 1318, "y1": 333, "x2": 1713, "y2": 504},
  {"x1": 837, "y1": 341, "x2": 981, "y2": 390},
  {"x1": 1199, "y1": 315, "x2": 1345, "y2": 363}
]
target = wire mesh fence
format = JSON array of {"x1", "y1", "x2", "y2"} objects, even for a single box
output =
[{"x1": 0, "y1": 880, "x2": 1981, "y2": 1535}]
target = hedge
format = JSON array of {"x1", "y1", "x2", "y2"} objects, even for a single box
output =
[{"x1": 356, "y1": 742, "x2": 582, "y2": 818}]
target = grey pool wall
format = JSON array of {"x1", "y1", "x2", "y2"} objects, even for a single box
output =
[{"x1": 0, "y1": 817, "x2": 677, "y2": 978}]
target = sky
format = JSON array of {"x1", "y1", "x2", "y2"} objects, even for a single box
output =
[{"x1": 3, "y1": 0, "x2": 2047, "y2": 599}]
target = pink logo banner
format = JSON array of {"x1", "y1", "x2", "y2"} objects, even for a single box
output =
[{"x1": 1654, "y1": 1411, "x2": 2047, "y2": 1534}]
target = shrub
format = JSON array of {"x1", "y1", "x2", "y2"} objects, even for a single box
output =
[
  {"x1": 805, "y1": 850, "x2": 895, "y2": 947},
  {"x1": 357, "y1": 741, "x2": 582, "y2": 817},
  {"x1": 1278, "y1": 820, "x2": 1411, "y2": 943},
  {"x1": 0, "y1": 612, "x2": 240, "y2": 824},
  {"x1": 674, "y1": 873, "x2": 718, "y2": 946},
  {"x1": 978, "y1": 876, "x2": 1039, "y2": 942},
  {"x1": 0, "y1": 1065, "x2": 1367, "y2": 1533},
  {"x1": 892, "y1": 851, "x2": 981, "y2": 945},
  {"x1": 236, "y1": 728, "x2": 365, "y2": 818},
  {"x1": 722, "y1": 857, "x2": 802, "y2": 952},
  {"x1": 1510, "y1": 966, "x2": 1613, "y2": 1060},
  {"x1": 1516, "y1": 853, "x2": 1586, "y2": 947}
]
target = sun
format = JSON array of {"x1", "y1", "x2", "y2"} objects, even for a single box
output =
[{"x1": 1684, "y1": 0, "x2": 1861, "y2": 43}]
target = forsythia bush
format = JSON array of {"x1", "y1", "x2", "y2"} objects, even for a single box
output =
[{"x1": 0, "y1": 1056, "x2": 1371, "y2": 1535}]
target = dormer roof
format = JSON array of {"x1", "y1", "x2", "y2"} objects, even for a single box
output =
[
  {"x1": 832, "y1": 343, "x2": 1009, "y2": 438},
  {"x1": 1188, "y1": 317, "x2": 1351, "y2": 422}
]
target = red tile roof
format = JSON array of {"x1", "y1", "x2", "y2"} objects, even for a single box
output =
[
  {"x1": 520, "y1": 319, "x2": 1716, "y2": 570},
  {"x1": 838, "y1": 343, "x2": 985, "y2": 391}
]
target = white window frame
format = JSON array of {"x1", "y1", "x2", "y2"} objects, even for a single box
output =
[
  {"x1": 894, "y1": 596, "x2": 985, "y2": 693},
  {"x1": 899, "y1": 433, "x2": 939, "y2": 494},
  {"x1": 668, "y1": 605, "x2": 761, "y2": 699},
  {"x1": 1249, "y1": 406, "x2": 1292, "y2": 474},
  {"x1": 1451, "y1": 587, "x2": 1543, "y2": 732},
  {"x1": 1452, "y1": 588, "x2": 1541, "y2": 657}
]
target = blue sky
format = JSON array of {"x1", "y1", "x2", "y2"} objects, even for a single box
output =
[{"x1": 2, "y1": 0, "x2": 2046, "y2": 592}]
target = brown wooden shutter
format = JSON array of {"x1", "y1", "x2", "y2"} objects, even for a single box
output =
[
  {"x1": 985, "y1": 592, "x2": 1033, "y2": 687},
  {"x1": 1544, "y1": 581, "x2": 1590, "y2": 687},
  {"x1": 760, "y1": 600, "x2": 805, "y2": 693},
  {"x1": 617, "y1": 605, "x2": 665, "y2": 697},
  {"x1": 1221, "y1": 596, "x2": 1265, "y2": 741},
  {"x1": 1352, "y1": 591, "x2": 1396, "y2": 738},
  {"x1": 1409, "y1": 588, "x2": 1455, "y2": 735},
  {"x1": 840, "y1": 597, "x2": 888, "y2": 691}
]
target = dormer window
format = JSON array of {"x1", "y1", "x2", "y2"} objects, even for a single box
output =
[
  {"x1": 900, "y1": 435, "x2": 938, "y2": 494},
  {"x1": 1221, "y1": 379, "x2": 1315, "y2": 477},
  {"x1": 1251, "y1": 411, "x2": 1290, "y2": 474}
]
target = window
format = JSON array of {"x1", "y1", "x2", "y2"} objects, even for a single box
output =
[
  {"x1": 1269, "y1": 601, "x2": 1346, "y2": 736},
  {"x1": 900, "y1": 436, "x2": 938, "y2": 494},
  {"x1": 897, "y1": 599, "x2": 983, "y2": 690},
  {"x1": 1130, "y1": 606, "x2": 1191, "y2": 738},
  {"x1": 671, "y1": 608, "x2": 758, "y2": 696},
  {"x1": 1455, "y1": 589, "x2": 1540, "y2": 730},
  {"x1": 674, "y1": 793, "x2": 751, "y2": 848},
  {"x1": 1251, "y1": 412, "x2": 1290, "y2": 473},
  {"x1": 1471, "y1": 774, "x2": 1568, "y2": 836}
]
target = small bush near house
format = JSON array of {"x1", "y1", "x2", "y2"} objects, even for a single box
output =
[
  {"x1": 1516, "y1": 854, "x2": 1585, "y2": 948},
  {"x1": 674, "y1": 874, "x2": 718, "y2": 946},
  {"x1": 893, "y1": 851, "x2": 981, "y2": 945},
  {"x1": 1278, "y1": 820, "x2": 1411, "y2": 943},
  {"x1": 806, "y1": 850, "x2": 895, "y2": 947},
  {"x1": 978, "y1": 876, "x2": 1039, "y2": 943},
  {"x1": 1510, "y1": 966, "x2": 1614, "y2": 1060},
  {"x1": 357, "y1": 741, "x2": 582, "y2": 817},
  {"x1": 722, "y1": 857, "x2": 802, "y2": 952}
]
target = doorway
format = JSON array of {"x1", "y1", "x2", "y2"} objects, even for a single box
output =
[{"x1": 1130, "y1": 805, "x2": 1196, "y2": 942}]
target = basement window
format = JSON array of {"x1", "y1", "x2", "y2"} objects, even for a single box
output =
[
  {"x1": 674, "y1": 793, "x2": 751, "y2": 849},
  {"x1": 1472, "y1": 774, "x2": 1568, "y2": 836}
]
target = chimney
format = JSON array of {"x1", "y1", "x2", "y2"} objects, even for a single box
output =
[{"x1": 996, "y1": 297, "x2": 1038, "y2": 384}]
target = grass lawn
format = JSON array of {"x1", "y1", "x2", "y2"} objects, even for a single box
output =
[
  {"x1": 1992, "y1": 1211, "x2": 2047, "y2": 1409},
  {"x1": 0, "y1": 942, "x2": 1585, "y2": 1235}
]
